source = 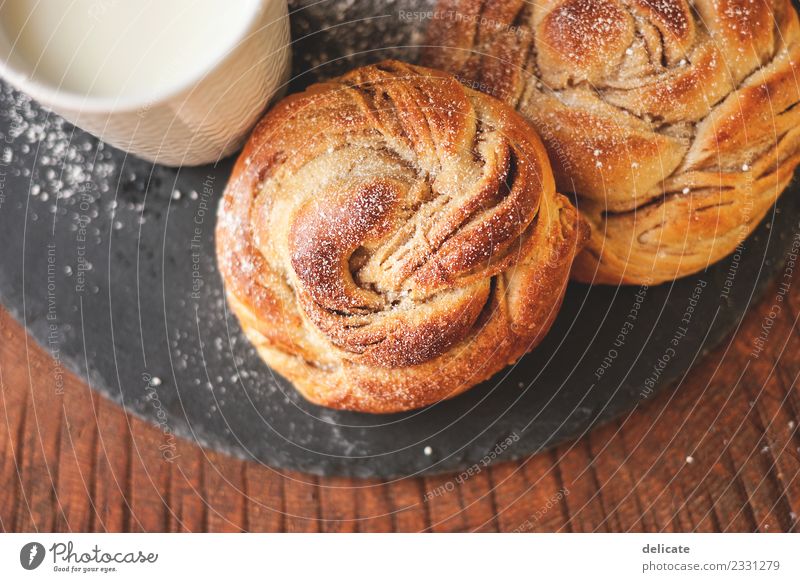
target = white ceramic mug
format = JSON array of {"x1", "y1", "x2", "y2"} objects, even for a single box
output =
[{"x1": 0, "y1": 0, "x2": 291, "y2": 166}]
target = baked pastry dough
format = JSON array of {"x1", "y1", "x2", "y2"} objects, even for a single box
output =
[
  {"x1": 424, "y1": 0, "x2": 800, "y2": 284},
  {"x1": 216, "y1": 61, "x2": 588, "y2": 412}
]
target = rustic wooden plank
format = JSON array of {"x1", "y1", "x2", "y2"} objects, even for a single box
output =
[
  {"x1": 651, "y1": 336, "x2": 762, "y2": 533},
  {"x1": 167, "y1": 449, "x2": 207, "y2": 532},
  {"x1": 423, "y1": 472, "x2": 467, "y2": 532},
  {"x1": 455, "y1": 468, "x2": 500, "y2": 532},
  {"x1": 0, "y1": 360, "x2": 26, "y2": 531},
  {"x1": 489, "y1": 452, "x2": 565, "y2": 532},
  {"x1": 554, "y1": 435, "x2": 614, "y2": 532},
  {"x1": 282, "y1": 471, "x2": 322, "y2": 532},
  {"x1": 739, "y1": 319, "x2": 800, "y2": 531},
  {"x1": 701, "y1": 456, "x2": 759, "y2": 532},
  {"x1": 53, "y1": 383, "x2": 100, "y2": 532},
  {"x1": 702, "y1": 281, "x2": 799, "y2": 533},
  {"x1": 520, "y1": 453, "x2": 574, "y2": 532},
  {"x1": 318, "y1": 476, "x2": 357, "y2": 532},
  {"x1": 126, "y1": 412, "x2": 173, "y2": 532},
  {"x1": 203, "y1": 452, "x2": 247, "y2": 532},
  {"x1": 12, "y1": 329, "x2": 65, "y2": 531},
  {"x1": 242, "y1": 463, "x2": 285, "y2": 532},
  {"x1": 386, "y1": 478, "x2": 428, "y2": 532},
  {"x1": 354, "y1": 480, "x2": 394, "y2": 532},
  {"x1": 91, "y1": 395, "x2": 133, "y2": 532},
  {"x1": 617, "y1": 383, "x2": 717, "y2": 533}
]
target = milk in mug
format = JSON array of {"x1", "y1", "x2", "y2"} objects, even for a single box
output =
[{"x1": 0, "y1": 0, "x2": 256, "y2": 99}]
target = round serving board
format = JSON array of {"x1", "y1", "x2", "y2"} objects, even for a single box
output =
[{"x1": 0, "y1": 0, "x2": 798, "y2": 478}]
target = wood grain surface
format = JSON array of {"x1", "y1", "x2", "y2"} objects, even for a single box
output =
[{"x1": 1, "y1": 275, "x2": 798, "y2": 532}]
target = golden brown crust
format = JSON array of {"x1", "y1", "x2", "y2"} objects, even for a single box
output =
[
  {"x1": 423, "y1": 0, "x2": 800, "y2": 284},
  {"x1": 216, "y1": 61, "x2": 589, "y2": 412}
]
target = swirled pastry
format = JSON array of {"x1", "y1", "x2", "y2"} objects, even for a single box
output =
[
  {"x1": 424, "y1": 0, "x2": 800, "y2": 284},
  {"x1": 216, "y1": 61, "x2": 588, "y2": 413}
]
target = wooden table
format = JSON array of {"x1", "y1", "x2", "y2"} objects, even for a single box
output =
[{"x1": 1, "y1": 276, "x2": 798, "y2": 533}]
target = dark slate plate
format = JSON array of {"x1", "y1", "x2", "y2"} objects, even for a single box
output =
[{"x1": 0, "y1": 0, "x2": 798, "y2": 478}]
